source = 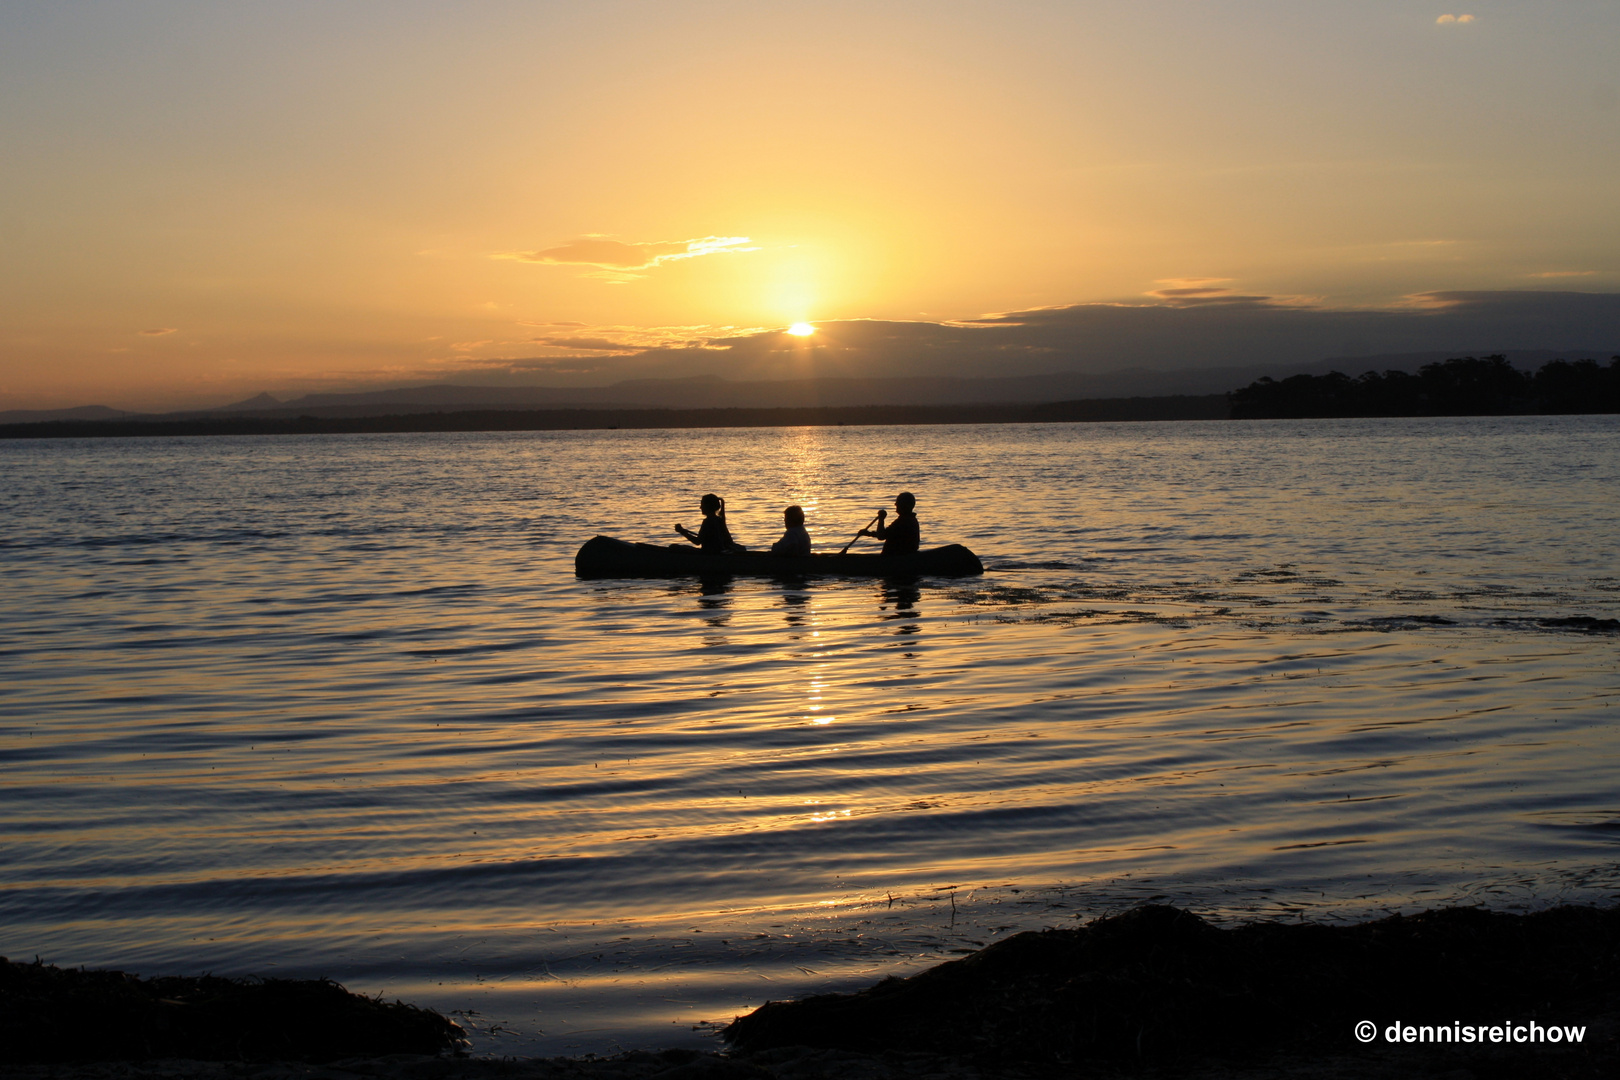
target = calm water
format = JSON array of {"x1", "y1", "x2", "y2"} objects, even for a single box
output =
[{"x1": 3, "y1": 417, "x2": 1618, "y2": 1054}]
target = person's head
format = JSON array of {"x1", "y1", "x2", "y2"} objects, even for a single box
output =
[
  {"x1": 895, "y1": 491, "x2": 916, "y2": 513},
  {"x1": 783, "y1": 505, "x2": 804, "y2": 527},
  {"x1": 700, "y1": 493, "x2": 721, "y2": 516}
]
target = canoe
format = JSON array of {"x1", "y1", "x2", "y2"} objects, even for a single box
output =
[{"x1": 574, "y1": 535, "x2": 985, "y2": 578}]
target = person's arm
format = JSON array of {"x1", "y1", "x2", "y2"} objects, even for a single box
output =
[
  {"x1": 675, "y1": 523, "x2": 701, "y2": 545},
  {"x1": 860, "y1": 509, "x2": 889, "y2": 538}
]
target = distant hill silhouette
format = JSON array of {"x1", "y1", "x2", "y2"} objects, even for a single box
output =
[
  {"x1": 215, "y1": 392, "x2": 285, "y2": 412},
  {"x1": 0, "y1": 405, "x2": 136, "y2": 424},
  {"x1": 207, "y1": 352, "x2": 1600, "y2": 416},
  {"x1": 1231, "y1": 355, "x2": 1620, "y2": 418},
  {"x1": 0, "y1": 396, "x2": 1232, "y2": 440},
  {"x1": 181, "y1": 368, "x2": 1281, "y2": 416},
  {"x1": 8, "y1": 351, "x2": 1619, "y2": 434},
  {"x1": 7, "y1": 350, "x2": 1610, "y2": 424}
]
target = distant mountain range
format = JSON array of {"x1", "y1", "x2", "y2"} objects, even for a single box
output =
[{"x1": 2, "y1": 350, "x2": 1609, "y2": 425}]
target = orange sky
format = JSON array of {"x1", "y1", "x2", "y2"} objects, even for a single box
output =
[{"x1": 3, "y1": 1, "x2": 1618, "y2": 409}]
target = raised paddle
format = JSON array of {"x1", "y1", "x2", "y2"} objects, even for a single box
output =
[{"x1": 838, "y1": 512, "x2": 883, "y2": 555}]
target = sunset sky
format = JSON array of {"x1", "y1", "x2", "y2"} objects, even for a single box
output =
[{"x1": 3, "y1": 1, "x2": 1619, "y2": 410}]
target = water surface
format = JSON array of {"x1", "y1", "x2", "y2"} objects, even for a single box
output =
[{"x1": 2, "y1": 417, "x2": 1617, "y2": 1053}]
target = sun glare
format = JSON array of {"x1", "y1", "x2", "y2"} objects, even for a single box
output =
[{"x1": 787, "y1": 322, "x2": 816, "y2": 337}]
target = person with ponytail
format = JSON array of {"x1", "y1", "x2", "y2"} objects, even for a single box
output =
[{"x1": 675, "y1": 493, "x2": 746, "y2": 555}]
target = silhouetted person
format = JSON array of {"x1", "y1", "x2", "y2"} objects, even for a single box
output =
[
  {"x1": 675, "y1": 493, "x2": 744, "y2": 554},
  {"x1": 860, "y1": 491, "x2": 920, "y2": 556},
  {"x1": 771, "y1": 505, "x2": 812, "y2": 557}
]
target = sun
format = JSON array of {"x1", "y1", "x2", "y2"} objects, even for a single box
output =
[{"x1": 786, "y1": 322, "x2": 816, "y2": 337}]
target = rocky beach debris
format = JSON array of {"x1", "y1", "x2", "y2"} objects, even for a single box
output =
[
  {"x1": 0, "y1": 958, "x2": 465, "y2": 1064},
  {"x1": 724, "y1": 904, "x2": 1620, "y2": 1074}
]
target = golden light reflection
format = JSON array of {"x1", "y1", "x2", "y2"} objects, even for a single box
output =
[
  {"x1": 803, "y1": 668, "x2": 835, "y2": 726},
  {"x1": 780, "y1": 427, "x2": 828, "y2": 529},
  {"x1": 800, "y1": 800, "x2": 852, "y2": 824}
]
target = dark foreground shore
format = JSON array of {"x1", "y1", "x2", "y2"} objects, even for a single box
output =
[{"x1": 8, "y1": 904, "x2": 1618, "y2": 1080}]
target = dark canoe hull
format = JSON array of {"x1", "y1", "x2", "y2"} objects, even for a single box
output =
[{"x1": 575, "y1": 536, "x2": 985, "y2": 578}]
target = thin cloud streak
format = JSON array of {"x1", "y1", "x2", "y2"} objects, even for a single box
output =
[{"x1": 493, "y1": 236, "x2": 757, "y2": 275}]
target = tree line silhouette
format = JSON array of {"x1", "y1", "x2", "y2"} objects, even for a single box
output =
[{"x1": 1230, "y1": 355, "x2": 1620, "y2": 419}]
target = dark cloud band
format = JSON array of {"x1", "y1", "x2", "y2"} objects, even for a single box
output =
[{"x1": 516, "y1": 291, "x2": 1620, "y2": 383}]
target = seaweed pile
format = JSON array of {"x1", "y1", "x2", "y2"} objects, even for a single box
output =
[
  {"x1": 0, "y1": 957, "x2": 464, "y2": 1063},
  {"x1": 724, "y1": 904, "x2": 1620, "y2": 1069}
]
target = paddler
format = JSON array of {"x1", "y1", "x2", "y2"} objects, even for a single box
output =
[
  {"x1": 675, "y1": 493, "x2": 746, "y2": 554},
  {"x1": 859, "y1": 491, "x2": 920, "y2": 556}
]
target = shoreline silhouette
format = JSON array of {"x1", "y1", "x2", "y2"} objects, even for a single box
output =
[
  {"x1": 8, "y1": 901, "x2": 1616, "y2": 1076},
  {"x1": 0, "y1": 395, "x2": 1230, "y2": 439},
  {"x1": 6, "y1": 356, "x2": 1619, "y2": 440}
]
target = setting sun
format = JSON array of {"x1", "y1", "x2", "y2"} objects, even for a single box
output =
[{"x1": 787, "y1": 323, "x2": 816, "y2": 337}]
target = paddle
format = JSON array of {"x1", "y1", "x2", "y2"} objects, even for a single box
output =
[{"x1": 838, "y1": 512, "x2": 883, "y2": 556}]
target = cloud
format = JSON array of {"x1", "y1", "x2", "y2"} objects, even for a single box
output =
[
  {"x1": 513, "y1": 322, "x2": 764, "y2": 353},
  {"x1": 1149, "y1": 290, "x2": 1277, "y2": 305},
  {"x1": 1154, "y1": 277, "x2": 1232, "y2": 290},
  {"x1": 418, "y1": 325, "x2": 746, "y2": 365},
  {"x1": 1143, "y1": 279, "x2": 1303, "y2": 305},
  {"x1": 1529, "y1": 270, "x2": 1598, "y2": 278},
  {"x1": 493, "y1": 235, "x2": 757, "y2": 275},
  {"x1": 1436, "y1": 14, "x2": 1475, "y2": 25},
  {"x1": 300, "y1": 291, "x2": 1617, "y2": 396},
  {"x1": 138, "y1": 328, "x2": 178, "y2": 335},
  {"x1": 366, "y1": 293, "x2": 1618, "y2": 394},
  {"x1": 530, "y1": 336, "x2": 643, "y2": 353},
  {"x1": 499, "y1": 291, "x2": 1620, "y2": 384},
  {"x1": 582, "y1": 268, "x2": 650, "y2": 285}
]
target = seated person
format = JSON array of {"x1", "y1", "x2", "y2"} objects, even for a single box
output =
[
  {"x1": 860, "y1": 491, "x2": 920, "y2": 556},
  {"x1": 770, "y1": 505, "x2": 812, "y2": 557},
  {"x1": 675, "y1": 493, "x2": 745, "y2": 554}
]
